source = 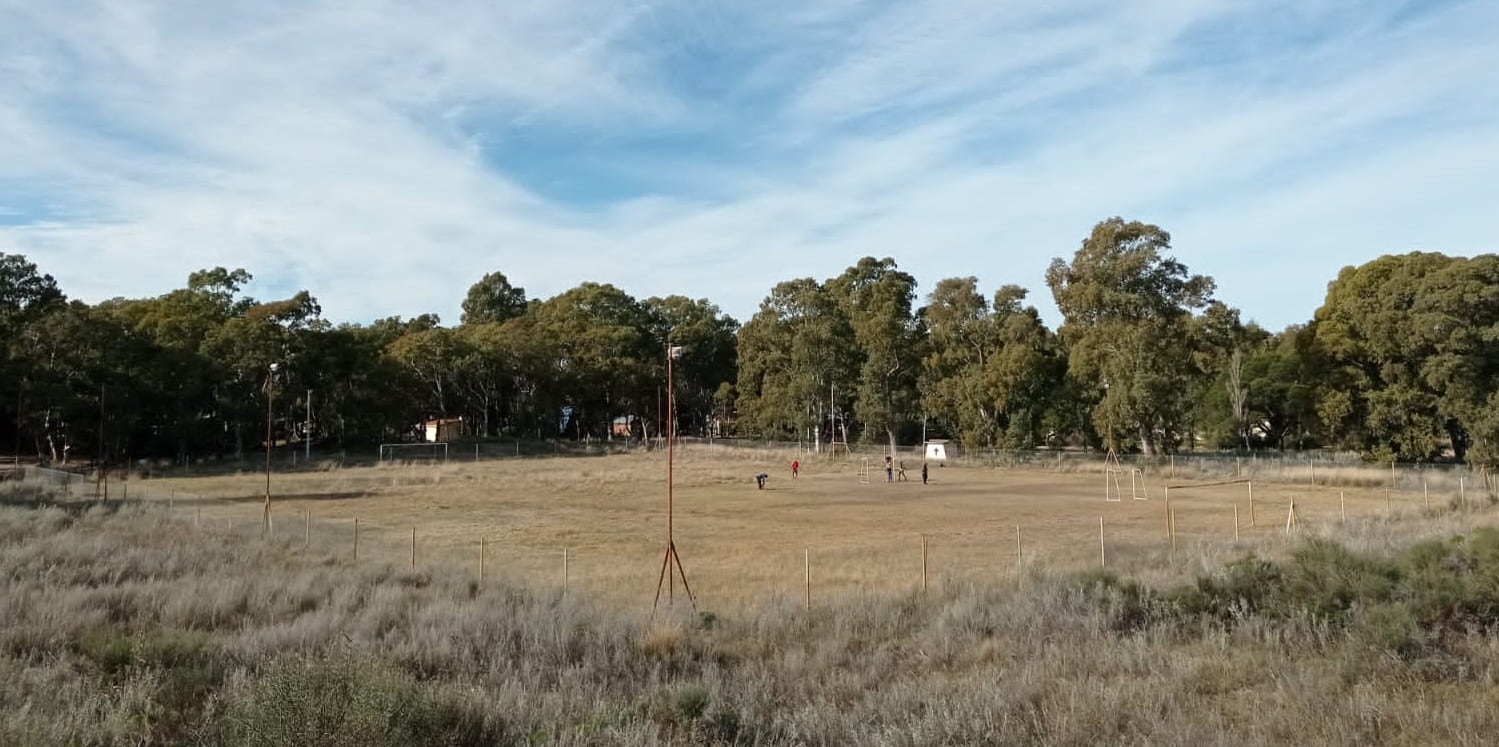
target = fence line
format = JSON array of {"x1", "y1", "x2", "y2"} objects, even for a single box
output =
[{"x1": 10, "y1": 464, "x2": 1496, "y2": 611}]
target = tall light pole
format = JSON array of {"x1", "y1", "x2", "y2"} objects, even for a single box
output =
[
  {"x1": 653, "y1": 344, "x2": 695, "y2": 614},
  {"x1": 264, "y1": 363, "x2": 279, "y2": 533}
]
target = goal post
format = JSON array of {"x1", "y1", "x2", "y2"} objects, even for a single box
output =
[
  {"x1": 379, "y1": 442, "x2": 450, "y2": 463},
  {"x1": 1103, "y1": 448, "x2": 1124, "y2": 502},
  {"x1": 1130, "y1": 468, "x2": 1150, "y2": 501},
  {"x1": 858, "y1": 458, "x2": 870, "y2": 484}
]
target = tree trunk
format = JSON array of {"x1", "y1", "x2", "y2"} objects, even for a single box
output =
[{"x1": 1138, "y1": 424, "x2": 1157, "y2": 456}]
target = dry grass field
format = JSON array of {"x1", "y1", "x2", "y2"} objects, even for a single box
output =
[
  {"x1": 7, "y1": 469, "x2": 1499, "y2": 744},
  {"x1": 131, "y1": 447, "x2": 1487, "y2": 611},
  {"x1": 7, "y1": 450, "x2": 1499, "y2": 744}
]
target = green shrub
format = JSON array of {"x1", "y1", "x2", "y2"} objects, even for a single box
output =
[
  {"x1": 212, "y1": 655, "x2": 507, "y2": 747},
  {"x1": 1069, "y1": 568, "x2": 1157, "y2": 632}
]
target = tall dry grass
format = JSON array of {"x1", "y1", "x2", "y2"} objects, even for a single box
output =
[{"x1": 6, "y1": 480, "x2": 1499, "y2": 745}]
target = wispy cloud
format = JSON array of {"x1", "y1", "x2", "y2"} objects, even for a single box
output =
[{"x1": 1, "y1": 0, "x2": 1495, "y2": 329}]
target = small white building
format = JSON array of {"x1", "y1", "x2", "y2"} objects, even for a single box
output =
[{"x1": 923, "y1": 440, "x2": 949, "y2": 461}]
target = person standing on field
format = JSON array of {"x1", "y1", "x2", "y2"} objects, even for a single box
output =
[
  {"x1": 756, "y1": 472, "x2": 768, "y2": 490},
  {"x1": 921, "y1": 462, "x2": 929, "y2": 485},
  {"x1": 896, "y1": 460, "x2": 908, "y2": 481},
  {"x1": 884, "y1": 455, "x2": 894, "y2": 483},
  {"x1": 791, "y1": 459, "x2": 800, "y2": 479}
]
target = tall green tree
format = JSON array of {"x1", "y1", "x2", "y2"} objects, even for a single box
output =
[
  {"x1": 1047, "y1": 218, "x2": 1215, "y2": 454},
  {"x1": 460, "y1": 271, "x2": 528, "y2": 326},
  {"x1": 644, "y1": 296, "x2": 739, "y2": 438},
  {"x1": 827, "y1": 258, "x2": 923, "y2": 449},
  {"x1": 1, "y1": 253, "x2": 65, "y2": 455},
  {"x1": 920, "y1": 279, "x2": 1063, "y2": 449},
  {"x1": 736, "y1": 278, "x2": 857, "y2": 445},
  {"x1": 533, "y1": 283, "x2": 656, "y2": 439},
  {"x1": 1312, "y1": 252, "x2": 1499, "y2": 462}
]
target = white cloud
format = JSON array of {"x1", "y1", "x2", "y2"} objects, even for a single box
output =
[{"x1": 0, "y1": 0, "x2": 1496, "y2": 331}]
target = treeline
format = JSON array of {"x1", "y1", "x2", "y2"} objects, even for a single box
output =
[{"x1": 3, "y1": 218, "x2": 1497, "y2": 465}]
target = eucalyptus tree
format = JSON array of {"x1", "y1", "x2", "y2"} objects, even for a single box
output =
[
  {"x1": 736, "y1": 278, "x2": 858, "y2": 445},
  {"x1": 1313, "y1": 252, "x2": 1499, "y2": 462},
  {"x1": 1046, "y1": 218, "x2": 1216, "y2": 455},
  {"x1": 920, "y1": 278, "x2": 1063, "y2": 449},
  {"x1": 532, "y1": 282, "x2": 656, "y2": 439},
  {"x1": 643, "y1": 295, "x2": 739, "y2": 438},
  {"x1": 459, "y1": 271, "x2": 528, "y2": 325},
  {"x1": 827, "y1": 258, "x2": 923, "y2": 449}
]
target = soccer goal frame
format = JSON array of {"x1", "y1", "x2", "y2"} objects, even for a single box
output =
[
  {"x1": 380, "y1": 442, "x2": 450, "y2": 463},
  {"x1": 858, "y1": 457, "x2": 870, "y2": 484},
  {"x1": 1103, "y1": 448, "x2": 1125, "y2": 502}
]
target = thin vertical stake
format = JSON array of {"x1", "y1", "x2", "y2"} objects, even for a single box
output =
[
  {"x1": 920, "y1": 535, "x2": 928, "y2": 594},
  {"x1": 1340, "y1": 491, "x2": 1346, "y2": 522},
  {"x1": 1015, "y1": 525, "x2": 1023, "y2": 587},
  {"x1": 411, "y1": 527, "x2": 417, "y2": 566},
  {"x1": 304, "y1": 510, "x2": 310, "y2": 547},
  {"x1": 1233, "y1": 505, "x2": 1240, "y2": 540},
  {"x1": 1169, "y1": 509, "x2": 1178, "y2": 554},
  {"x1": 1099, "y1": 516, "x2": 1106, "y2": 567},
  {"x1": 1460, "y1": 477, "x2": 1466, "y2": 509},
  {"x1": 563, "y1": 548, "x2": 570, "y2": 597},
  {"x1": 353, "y1": 518, "x2": 359, "y2": 561},
  {"x1": 479, "y1": 536, "x2": 486, "y2": 578},
  {"x1": 804, "y1": 548, "x2": 811, "y2": 608},
  {"x1": 1424, "y1": 479, "x2": 1430, "y2": 511}
]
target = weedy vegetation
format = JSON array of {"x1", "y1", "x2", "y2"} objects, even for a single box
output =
[{"x1": 5, "y1": 480, "x2": 1499, "y2": 746}]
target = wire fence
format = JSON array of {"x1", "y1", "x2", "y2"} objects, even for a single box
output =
[{"x1": 8, "y1": 458, "x2": 1497, "y2": 611}]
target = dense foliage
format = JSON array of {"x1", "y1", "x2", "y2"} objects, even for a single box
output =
[{"x1": 4, "y1": 218, "x2": 1498, "y2": 464}]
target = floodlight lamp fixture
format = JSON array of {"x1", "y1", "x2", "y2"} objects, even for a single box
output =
[
  {"x1": 269, "y1": 362, "x2": 281, "y2": 373},
  {"x1": 668, "y1": 345, "x2": 683, "y2": 360}
]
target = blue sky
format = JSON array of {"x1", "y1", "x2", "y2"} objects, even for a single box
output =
[{"x1": 2, "y1": 0, "x2": 1496, "y2": 330}]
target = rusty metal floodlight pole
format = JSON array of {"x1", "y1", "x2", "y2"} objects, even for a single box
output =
[
  {"x1": 264, "y1": 362, "x2": 279, "y2": 533},
  {"x1": 653, "y1": 344, "x2": 696, "y2": 615}
]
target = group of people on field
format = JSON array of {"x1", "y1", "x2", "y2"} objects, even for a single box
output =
[{"x1": 757, "y1": 456, "x2": 929, "y2": 489}]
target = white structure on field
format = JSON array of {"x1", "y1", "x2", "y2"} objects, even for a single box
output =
[{"x1": 923, "y1": 440, "x2": 948, "y2": 461}]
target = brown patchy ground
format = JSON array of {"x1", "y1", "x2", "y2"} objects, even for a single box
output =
[{"x1": 143, "y1": 448, "x2": 1444, "y2": 611}]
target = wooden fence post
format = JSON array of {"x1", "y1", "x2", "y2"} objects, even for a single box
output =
[
  {"x1": 479, "y1": 536, "x2": 486, "y2": 578},
  {"x1": 1163, "y1": 486, "x2": 1172, "y2": 542},
  {"x1": 563, "y1": 548, "x2": 570, "y2": 597},
  {"x1": 304, "y1": 510, "x2": 310, "y2": 547},
  {"x1": 411, "y1": 527, "x2": 417, "y2": 566},
  {"x1": 1340, "y1": 491, "x2": 1346, "y2": 522},
  {"x1": 1249, "y1": 481, "x2": 1256, "y2": 526},
  {"x1": 1424, "y1": 479, "x2": 1430, "y2": 511},
  {"x1": 1233, "y1": 505, "x2": 1240, "y2": 540},
  {"x1": 353, "y1": 517, "x2": 359, "y2": 561}
]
